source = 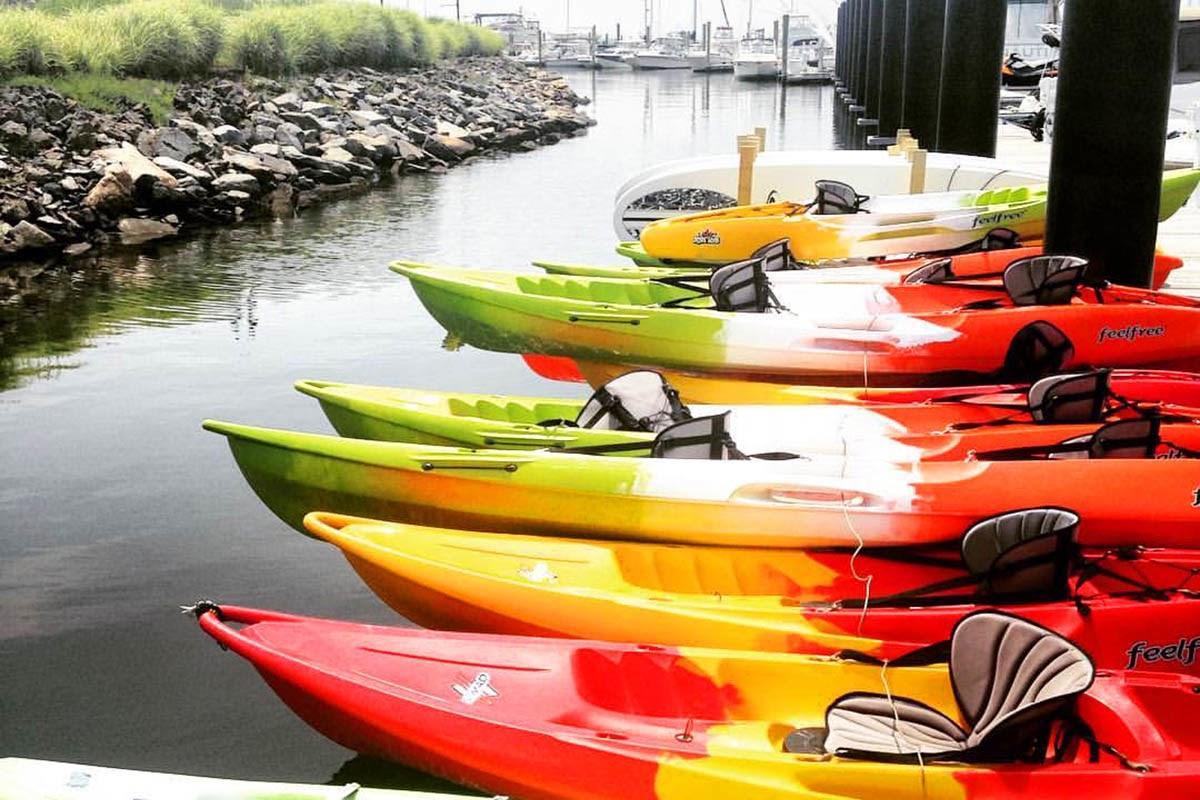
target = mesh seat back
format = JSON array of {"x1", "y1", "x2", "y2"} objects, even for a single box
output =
[
  {"x1": 751, "y1": 239, "x2": 793, "y2": 273},
  {"x1": 1003, "y1": 255, "x2": 1090, "y2": 306},
  {"x1": 952, "y1": 613, "x2": 1094, "y2": 754},
  {"x1": 1088, "y1": 417, "x2": 1161, "y2": 459},
  {"x1": 1002, "y1": 321, "x2": 1075, "y2": 382},
  {"x1": 710, "y1": 258, "x2": 772, "y2": 312},
  {"x1": 902, "y1": 257, "x2": 955, "y2": 285},
  {"x1": 812, "y1": 180, "x2": 868, "y2": 215},
  {"x1": 959, "y1": 509, "x2": 1080, "y2": 598},
  {"x1": 823, "y1": 694, "x2": 968, "y2": 757},
  {"x1": 979, "y1": 228, "x2": 1021, "y2": 251},
  {"x1": 650, "y1": 412, "x2": 741, "y2": 460},
  {"x1": 575, "y1": 370, "x2": 691, "y2": 432},
  {"x1": 1027, "y1": 370, "x2": 1111, "y2": 423}
]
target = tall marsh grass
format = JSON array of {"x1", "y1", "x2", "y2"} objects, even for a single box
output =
[{"x1": 0, "y1": 0, "x2": 504, "y2": 81}]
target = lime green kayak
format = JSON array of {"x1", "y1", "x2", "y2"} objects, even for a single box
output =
[{"x1": 0, "y1": 757, "x2": 487, "y2": 800}]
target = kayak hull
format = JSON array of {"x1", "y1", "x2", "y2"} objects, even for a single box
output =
[
  {"x1": 196, "y1": 604, "x2": 1200, "y2": 800},
  {"x1": 203, "y1": 420, "x2": 1200, "y2": 549},
  {"x1": 306, "y1": 512, "x2": 1200, "y2": 672}
]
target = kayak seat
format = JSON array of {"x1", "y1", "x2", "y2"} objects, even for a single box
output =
[
  {"x1": 819, "y1": 612, "x2": 1094, "y2": 762},
  {"x1": 651, "y1": 412, "x2": 743, "y2": 460},
  {"x1": 1027, "y1": 370, "x2": 1110, "y2": 424},
  {"x1": 752, "y1": 239, "x2": 794, "y2": 273},
  {"x1": 1088, "y1": 416, "x2": 1161, "y2": 459},
  {"x1": 711, "y1": 254, "x2": 783, "y2": 313},
  {"x1": 1003, "y1": 255, "x2": 1090, "y2": 306},
  {"x1": 902, "y1": 257, "x2": 954, "y2": 285},
  {"x1": 811, "y1": 180, "x2": 870, "y2": 215},
  {"x1": 566, "y1": 370, "x2": 691, "y2": 433},
  {"x1": 960, "y1": 508, "x2": 1079, "y2": 599},
  {"x1": 1002, "y1": 321, "x2": 1075, "y2": 382}
]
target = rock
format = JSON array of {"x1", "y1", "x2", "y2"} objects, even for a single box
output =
[
  {"x1": 271, "y1": 92, "x2": 303, "y2": 111},
  {"x1": 223, "y1": 148, "x2": 297, "y2": 179},
  {"x1": 137, "y1": 127, "x2": 199, "y2": 162},
  {"x1": 347, "y1": 110, "x2": 387, "y2": 129},
  {"x1": 250, "y1": 143, "x2": 281, "y2": 157},
  {"x1": 0, "y1": 198, "x2": 31, "y2": 224},
  {"x1": 66, "y1": 120, "x2": 99, "y2": 152},
  {"x1": 118, "y1": 217, "x2": 178, "y2": 244},
  {"x1": 1, "y1": 120, "x2": 28, "y2": 139},
  {"x1": 64, "y1": 242, "x2": 92, "y2": 257},
  {"x1": 280, "y1": 112, "x2": 322, "y2": 132},
  {"x1": 436, "y1": 119, "x2": 471, "y2": 139},
  {"x1": 60, "y1": 176, "x2": 81, "y2": 192},
  {"x1": 83, "y1": 167, "x2": 135, "y2": 212},
  {"x1": 320, "y1": 146, "x2": 356, "y2": 164},
  {"x1": 212, "y1": 124, "x2": 246, "y2": 147},
  {"x1": 93, "y1": 143, "x2": 177, "y2": 189},
  {"x1": 275, "y1": 122, "x2": 304, "y2": 150},
  {"x1": 153, "y1": 156, "x2": 212, "y2": 182},
  {"x1": 427, "y1": 133, "x2": 475, "y2": 160},
  {"x1": 391, "y1": 137, "x2": 428, "y2": 162},
  {"x1": 1, "y1": 220, "x2": 55, "y2": 254},
  {"x1": 302, "y1": 101, "x2": 336, "y2": 117},
  {"x1": 212, "y1": 172, "x2": 261, "y2": 195},
  {"x1": 250, "y1": 124, "x2": 276, "y2": 145},
  {"x1": 268, "y1": 184, "x2": 297, "y2": 218},
  {"x1": 27, "y1": 129, "x2": 55, "y2": 150}
]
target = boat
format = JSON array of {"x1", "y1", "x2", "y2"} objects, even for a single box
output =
[
  {"x1": 630, "y1": 36, "x2": 693, "y2": 70},
  {"x1": 541, "y1": 37, "x2": 598, "y2": 69},
  {"x1": 0, "y1": 757, "x2": 484, "y2": 800},
  {"x1": 635, "y1": 170, "x2": 1200, "y2": 264},
  {"x1": 392, "y1": 251, "x2": 1200, "y2": 387},
  {"x1": 1002, "y1": 52, "x2": 1058, "y2": 88},
  {"x1": 783, "y1": 18, "x2": 834, "y2": 84},
  {"x1": 192, "y1": 602, "x2": 1200, "y2": 800},
  {"x1": 688, "y1": 25, "x2": 736, "y2": 72},
  {"x1": 202, "y1": 415, "x2": 1200, "y2": 549},
  {"x1": 613, "y1": 150, "x2": 1049, "y2": 239},
  {"x1": 304, "y1": 509, "x2": 1200, "y2": 669},
  {"x1": 533, "y1": 244, "x2": 1184, "y2": 288},
  {"x1": 292, "y1": 368, "x2": 1200, "y2": 457},
  {"x1": 734, "y1": 35, "x2": 779, "y2": 81}
]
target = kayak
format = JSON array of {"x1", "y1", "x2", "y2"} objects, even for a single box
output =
[
  {"x1": 202, "y1": 417, "x2": 1200, "y2": 548},
  {"x1": 534, "y1": 246, "x2": 1183, "y2": 290},
  {"x1": 612, "y1": 149, "x2": 1047, "y2": 238},
  {"x1": 304, "y1": 509, "x2": 1200, "y2": 670},
  {"x1": 393, "y1": 254, "x2": 1200, "y2": 386},
  {"x1": 0, "y1": 757, "x2": 483, "y2": 800},
  {"x1": 293, "y1": 369, "x2": 1200, "y2": 456},
  {"x1": 193, "y1": 602, "x2": 1200, "y2": 799},
  {"x1": 634, "y1": 169, "x2": 1200, "y2": 264}
]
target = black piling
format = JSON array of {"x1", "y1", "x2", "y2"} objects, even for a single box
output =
[
  {"x1": 877, "y1": 0, "x2": 908, "y2": 138},
  {"x1": 853, "y1": 0, "x2": 870, "y2": 113},
  {"x1": 935, "y1": 0, "x2": 1006, "y2": 155},
  {"x1": 835, "y1": 2, "x2": 848, "y2": 87},
  {"x1": 861, "y1": 0, "x2": 885, "y2": 128},
  {"x1": 900, "y1": 0, "x2": 946, "y2": 146},
  {"x1": 1045, "y1": 0, "x2": 1181, "y2": 287}
]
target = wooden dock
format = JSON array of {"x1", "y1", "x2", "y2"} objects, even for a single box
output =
[{"x1": 992, "y1": 124, "x2": 1200, "y2": 295}]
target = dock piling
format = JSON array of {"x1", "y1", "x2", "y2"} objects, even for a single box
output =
[
  {"x1": 935, "y1": 0, "x2": 1006, "y2": 155},
  {"x1": 900, "y1": 0, "x2": 945, "y2": 146},
  {"x1": 1045, "y1": 0, "x2": 1182, "y2": 287},
  {"x1": 737, "y1": 135, "x2": 760, "y2": 205},
  {"x1": 877, "y1": 0, "x2": 907, "y2": 139},
  {"x1": 859, "y1": 0, "x2": 884, "y2": 131}
]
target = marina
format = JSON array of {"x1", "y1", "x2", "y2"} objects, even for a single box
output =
[{"x1": 6, "y1": 0, "x2": 1200, "y2": 797}]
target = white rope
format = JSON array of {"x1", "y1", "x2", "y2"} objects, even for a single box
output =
[
  {"x1": 839, "y1": 346, "x2": 873, "y2": 635},
  {"x1": 879, "y1": 661, "x2": 928, "y2": 797}
]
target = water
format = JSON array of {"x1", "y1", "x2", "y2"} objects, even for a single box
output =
[{"x1": 0, "y1": 70, "x2": 835, "y2": 787}]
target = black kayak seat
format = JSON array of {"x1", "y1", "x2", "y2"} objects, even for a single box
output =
[
  {"x1": 1002, "y1": 321, "x2": 1075, "y2": 383},
  {"x1": 571, "y1": 370, "x2": 691, "y2": 433},
  {"x1": 812, "y1": 180, "x2": 870, "y2": 215},
  {"x1": 650, "y1": 412, "x2": 742, "y2": 460},
  {"x1": 1003, "y1": 255, "x2": 1090, "y2": 306},
  {"x1": 959, "y1": 508, "x2": 1080, "y2": 599},
  {"x1": 902, "y1": 257, "x2": 955, "y2": 285},
  {"x1": 1027, "y1": 370, "x2": 1111, "y2": 424}
]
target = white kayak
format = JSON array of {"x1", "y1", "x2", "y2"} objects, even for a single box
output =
[
  {"x1": 613, "y1": 150, "x2": 1047, "y2": 238},
  {"x1": 0, "y1": 757, "x2": 489, "y2": 800}
]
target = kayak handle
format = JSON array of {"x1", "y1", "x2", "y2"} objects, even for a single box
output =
[
  {"x1": 565, "y1": 310, "x2": 650, "y2": 325},
  {"x1": 420, "y1": 458, "x2": 524, "y2": 472},
  {"x1": 478, "y1": 430, "x2": 578, "y2": 448}
]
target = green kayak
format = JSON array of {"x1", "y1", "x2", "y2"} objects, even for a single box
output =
[{"x1": 0, "y1": 757, "x2": 489, "y2": 800}]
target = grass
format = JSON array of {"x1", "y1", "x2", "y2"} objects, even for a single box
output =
[
  {"x1": 6, "y1": 73, "x2": 177, "y2": 123},
  {"x1": 0, "y1": 0, "x2": 505, "y2": 81}
]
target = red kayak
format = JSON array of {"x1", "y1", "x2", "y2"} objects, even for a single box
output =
[{"x1": 193, "y1": 603, "x2": 1200, "y2": 799}]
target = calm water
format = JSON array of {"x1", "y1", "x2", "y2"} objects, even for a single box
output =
[{"x1": 0, "y1": 71, "x2": 836, "y2": 787}]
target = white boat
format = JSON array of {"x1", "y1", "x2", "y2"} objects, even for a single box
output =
[
  {"x1": 542, "y1": 36, "x2": 597, "y2": 69},
  {"x1": 0, "y1": 757, "x2": 490, "y2": 800},
  {"x1": 782, "y1": 18, "x2": 834, "y2": 84},
  {"x1": 612, "y1": 150, "x2": 1048, "y2": 238},
  {"x1": 595, "y1": 45, "x2": 634, "y2": 68},
  {"x1": 734, "y1": 36, "x2": 779, "y2": 81},
  {"x1": 631, "y1": 36, "x2": 693, "y2": 69},
  {"x1": 689, "y1": 25, "x2": 737, "y2": 72}
]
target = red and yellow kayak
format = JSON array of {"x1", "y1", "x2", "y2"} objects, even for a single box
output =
[
  {"x1": 193, "y1": 602, "x2": 1200, "y2": 799},
  {"x1": 305, "y1": 511, "x2": 1200, "y2": 671}
]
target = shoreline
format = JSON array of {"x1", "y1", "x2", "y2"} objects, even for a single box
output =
[{"x1": 0, "y1": 57, "x2": 591, "y2": 292}]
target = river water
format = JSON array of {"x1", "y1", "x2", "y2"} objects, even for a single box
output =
[{"x1": 0, "y1": 70, "x2": 836, "y2": 787}]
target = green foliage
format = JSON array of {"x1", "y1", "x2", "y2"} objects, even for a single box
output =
[
  {"x1": 7, "y1": 73, "x2": 177, "y2": 123},
  {"x1": 0, "y1": 0, "x2": 501, "y2": 81}
]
